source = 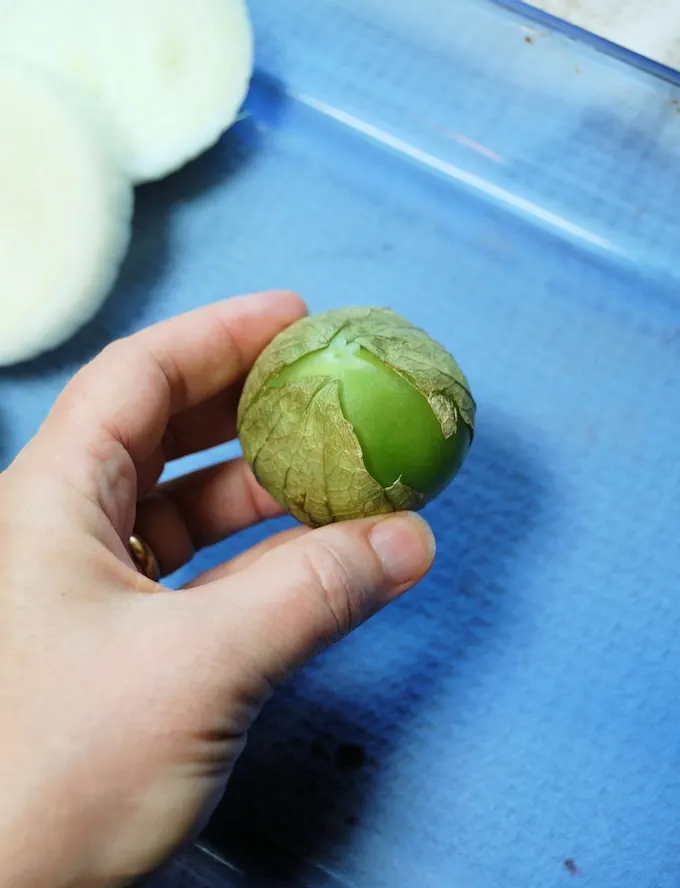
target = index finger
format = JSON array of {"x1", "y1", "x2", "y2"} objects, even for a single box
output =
[{"x1": 44, "y1": 290, "x2": 307, "y2": 468}]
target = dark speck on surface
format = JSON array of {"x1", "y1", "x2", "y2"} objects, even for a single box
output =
[
  {"x1": 564, "y1": 858, "x2": 578, "y2": 875},
  {"x1": 381, "y1": 242, "x2": 393, "y2": 253},
  {"x1": 524, "y1": 35, "x2": 533, "y2": 44},
  {"x1": 336, "y1": 743, "x2": 366, "y2": 770}
]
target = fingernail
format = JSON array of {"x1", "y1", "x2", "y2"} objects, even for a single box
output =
[{"x1": 370, "y1": 513, "x2": 436, "y2": 587}]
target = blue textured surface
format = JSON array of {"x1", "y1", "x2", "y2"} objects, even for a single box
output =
[{"x1": 3, "y1": 0, "x2": 680, "y2": 886}]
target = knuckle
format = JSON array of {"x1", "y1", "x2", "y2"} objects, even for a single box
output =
[
  {"x1": 300, "y1": 537, "x2": 366, "y2": 642},
  {"x1": 212, "y1": 310, "x2": 247, "y2": 379},
  {"x1": 92, "y1": 338, "x2": 134, "y2": 376},
  {"x1": 65, "y1": 339, "x2": 133, "y2": 401}
]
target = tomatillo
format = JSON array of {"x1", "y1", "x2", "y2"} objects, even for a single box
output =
[{"x1": 237, "y1": 306, "x2": 475, "y2": 527}]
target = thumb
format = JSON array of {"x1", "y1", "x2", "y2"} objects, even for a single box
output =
[{"x1": 192, "y1": 512, "x2": 435, "y2": 688}]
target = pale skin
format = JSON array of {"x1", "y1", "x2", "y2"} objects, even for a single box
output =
[{"x1": 0, "y1": 290, "x2": 435, "y2": 888}]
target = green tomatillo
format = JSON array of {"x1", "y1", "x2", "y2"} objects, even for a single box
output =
[{"x1": 237, "y1": 306, "x2": 476, "y2": 527}]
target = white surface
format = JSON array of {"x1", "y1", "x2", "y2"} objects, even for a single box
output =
[
  {"x1": 524, "y1": 0, "x2": 680, "y2": 70},
  {"x1": 0, "y1": 0, "x2": 254, "y2": 183},
  {"x1": 0, "y1": 62, "x2": 132, "y2": 366}
]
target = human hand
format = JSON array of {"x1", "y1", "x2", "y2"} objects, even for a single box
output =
[{"x1": 0, "y1": 291, "x2": 435, "y2": 888}]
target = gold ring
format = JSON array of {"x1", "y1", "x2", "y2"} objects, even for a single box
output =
[{"x1": 129, "y1": 534, "x2": 160, "y2": 582}]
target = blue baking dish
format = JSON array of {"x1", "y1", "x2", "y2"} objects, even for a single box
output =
[{"x1": 2, "y1": 1, "x2": 680, "y2": 886}]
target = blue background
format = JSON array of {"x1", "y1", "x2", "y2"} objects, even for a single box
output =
[{"x1": 3, "y1": 1, "x2": 680, "y2": 886}]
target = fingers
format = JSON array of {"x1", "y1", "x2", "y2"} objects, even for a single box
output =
[
  {"x1": 134, "y1": 458, "x2": 284, "y2": 575},
  {"x1": 43, "y1": 290, "x2": 306, "y2": 470},
  {"x1": 161, "y1": 387, "x2": 242, "y2": 462},
  {"x1": 184, "y1": 526, "x2": 312, "y2": 586},
  {"x1": 183, "y1": 513, "x2": 435, "y2": 687},
  {"x1": 133, "y1": 387, "x2": 244, "y2": 500}
]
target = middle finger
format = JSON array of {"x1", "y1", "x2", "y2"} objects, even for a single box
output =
[
  {"x1": 134, "y1": 457, "x2": 285, "y2": 575},
  {"x1": 136, "y1": 385, "x2": 242, "y2": 498}
]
